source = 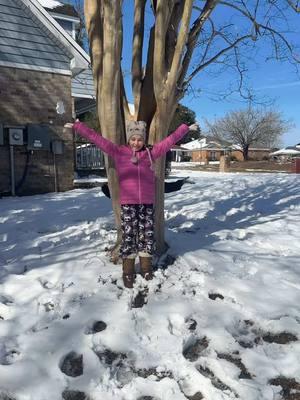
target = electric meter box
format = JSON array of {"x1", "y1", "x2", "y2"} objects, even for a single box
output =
[
  {"x1": 0, "y1": 124, "x2": 3, "y2": 145},
  {"x1": 27, "y1": 124, "x2": 50, "y2": 150},
  {"x1": 51, "y1": 140, "x2": 64, "y2": 155},
  {"x1": 9, "y1": 128, "x2": 24, "y2": 145}
]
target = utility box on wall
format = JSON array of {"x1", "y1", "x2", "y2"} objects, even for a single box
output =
[
  {"x1": 51, "y1": 140, "x2": 64, "y2": 155},
  {"x1": 27, "y1": 124, "x2": 50, "y2": 150},
  {"x1": 9, "y1": 128, "x2": 24, "y2": 145}
]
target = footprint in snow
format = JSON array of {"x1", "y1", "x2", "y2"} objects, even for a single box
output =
[
  {"x1": 196, "y1": 364, "x2": 238, "y2": 398},
  {"x1": 261, "y1": 331, "x2": 297, "y2": 344},
  {"x1": 269, "y1": 376, "x2": 300, "y2": 400},
  {"x1": 0, "y1": 295, "x2": 14, "y2": 305},
  {"x1": 208, "y1": 292, "x2": 224, "y2": 301},
  {"x1": 182, "y1": 336, "x2": 209, "y2": 362},
  {"x1": 183, "y1": 392, "x2": 204, "y2": 400},
  {"x1": 217, "y1": 352, "x2": 252, "y2": 379},
  {"x1": 37, "y1": 277, "x2": 56, "y2": 289},
  {"x1": 156, "y1": 253, "x2": 177, "y2": 270},
  {"x1": 186, "y1": 318, "x2": 197, "y2": 331},
  {"x1": 62, "y1": 390, "x2": 91, "y2": 400},
  {"x1": 0, "y1": 393, "x2": 16, "y2": 400},
  {"x1": 84, "y1": 320, "x2": 107, "y2": 335},
  {"x1": 0, "y1": 343, "x2": 21, "y2": 366},
  {"x1": 60, "y1": 352, "x2": 83, "y2": 377},
  {"x1": 230, "y1": 319, "x2": 298, "y2": 349},
  {"x1": 131, "y1": 289, "x2": 148, "y2": 308},
  {"x1": 136, "y1": 397, "x2": 158, "y2": 400}
]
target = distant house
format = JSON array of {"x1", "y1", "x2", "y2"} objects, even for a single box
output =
[
  {"x1": 176, "y1": 137, "x2": 271, "y2": 163},
  {"x1": 270, "y1": 144, "x2": 300, "y2": 161},
  {"x1": 179, "y1": 138, "x2": 228, "y2": 163},
  {"x1": 169, "y1": 144, "x2": 191, "y2": 162},
  {"x1": 0, "y1": 0, "x2": 94, "y2": 196},
  {"x1": 230, "y1": 145, "x2": 271, "y2": 161}
]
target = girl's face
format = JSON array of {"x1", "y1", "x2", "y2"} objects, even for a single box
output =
[{"x1": 129, "y1": 135, "x2": 144, "y2": 151}]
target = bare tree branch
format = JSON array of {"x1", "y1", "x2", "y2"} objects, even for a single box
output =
[
  {"x1": 180, "y1": 0, "x2": 299, "y2": 97},
  {"x1": 178, "y1": 0, "x2": 219, "y2": 90},
  {"x1": 167, "y1": 0, "x2": 194, "y2": 96},
  {"x1": 184, "y1": 34, "x2": 252, "y2": 87},
  {"x1": 259, "y1": 23, "x2": 300, "y2": 63},
  {"x1": 286, "y1": 0, "x2": 300, "y2": 12}
]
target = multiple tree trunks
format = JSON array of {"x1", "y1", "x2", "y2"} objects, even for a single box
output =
[{"x1": 83, "y1": 1, "x2": 299, "y2": 259}]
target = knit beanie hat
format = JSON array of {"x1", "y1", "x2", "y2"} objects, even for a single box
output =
[{"x1": 125, "y1": 120, "x2": 147, "y2": 142}]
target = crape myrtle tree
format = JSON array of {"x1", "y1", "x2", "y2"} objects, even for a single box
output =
[
  {"x1": 83, "y1": 0, "x2": 299, "y2": 260},
  {"x1": 205, "y1": 108, "x2": 290, "y2": 160}
]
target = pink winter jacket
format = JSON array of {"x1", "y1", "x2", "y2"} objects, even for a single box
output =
[{"x1": 74, "y1": 121, "x2": 189, "y2": 205}]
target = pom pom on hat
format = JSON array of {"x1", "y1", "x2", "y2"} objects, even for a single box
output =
[{"x1": 126, "y1": 120, "x2": 147, "y2": 142}]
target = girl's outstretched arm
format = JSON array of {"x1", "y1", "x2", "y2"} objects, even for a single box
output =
[
  {"x1": 151, "y1": 124, "x2": 190, "y2": 160},
  {"x1": 73, "y1": 121, "x2": 119, "y2": 158}
]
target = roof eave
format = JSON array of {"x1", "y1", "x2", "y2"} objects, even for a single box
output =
[{"x1": 48, "y1": 12, "x2": 81, "y2": 24}]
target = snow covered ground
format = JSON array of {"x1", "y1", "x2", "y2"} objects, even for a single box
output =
[{"x1": 0, "y1": 171, "x2": 300, "y2": 400}]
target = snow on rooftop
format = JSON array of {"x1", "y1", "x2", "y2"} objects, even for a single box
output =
[
  {"x1": 36, "y1": 0, "x2": 63, "y2": 8},
  {"x1": 270, "y1": 147, "x2": 300, "y2": 155},
  {"x1": 181, "y1": 138, "x2": 207, "y2": 150}
]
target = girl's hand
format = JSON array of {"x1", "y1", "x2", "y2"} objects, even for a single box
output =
[
  {"x1": 65, "y1": 119, "x2": 79, "y2": 130},
  {"x1": 188, "y1": 123, "x2": 199, "y2": 131}
]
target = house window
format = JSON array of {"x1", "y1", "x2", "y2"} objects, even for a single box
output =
[
  {"x1": 210, "y1": 151, "x2": 217, "y2": 161},
  {"x1": 55, "y1": 19, "x2": 76, "y2": 39}
]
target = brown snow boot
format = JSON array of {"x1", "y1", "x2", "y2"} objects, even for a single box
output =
[
  {"x1": 122, "y1": 258, "x2": 136, "y2": 289},
  {"x1": 139, "y1": 256, "x2": 153, "y2": 281}
]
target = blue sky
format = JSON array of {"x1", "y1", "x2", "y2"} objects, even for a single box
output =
[
  {"x1": 76, "y1": 1, "x2": 300, "y2": 146},
  {"x1": 182, "y1": 59, "x2": 300, "y2": 146}
]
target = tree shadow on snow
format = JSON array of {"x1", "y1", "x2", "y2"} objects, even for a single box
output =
[
  {"x1": 165, "y1": 176, "x2": 299, "y2": 254},
  {"x1": 0, "y1": 189, "x2": 114, "y2": 279}
]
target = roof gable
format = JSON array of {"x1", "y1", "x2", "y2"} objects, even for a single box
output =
[
  {"x1": 20, "y1": 0, "x2": 89, "y2": 73},
  {"x1": 0, "y1": 0, "x2": 72, "y2": 73}
]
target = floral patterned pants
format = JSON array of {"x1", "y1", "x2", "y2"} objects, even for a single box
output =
[{"x1": 120, "y1": 204, "x2": 155, "y2": 258}]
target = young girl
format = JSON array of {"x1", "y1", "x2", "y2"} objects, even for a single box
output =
[{"x1": 73, "y1": 120, "x2": 197, "y2": 288}]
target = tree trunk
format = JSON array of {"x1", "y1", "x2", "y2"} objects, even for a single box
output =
[
  {"x1": 154, "y1": 156, "x2": 168, "y2": 255},
  {"x1": 243, "y1": 145, "x2": 249, "y2": 161},
  {"x1": 84, "y1": 0, "x2": 192, "y2": 261},
  {"x1": 85, "y1": 0, "x2": 124, "y2": 263},
  {"x1": 149, "y1": 102, "x2": 178, "y2": 255}
]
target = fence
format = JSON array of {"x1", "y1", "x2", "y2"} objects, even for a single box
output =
[{"x1": 76, "y1": 143, "x2": 105, "y2": 169}]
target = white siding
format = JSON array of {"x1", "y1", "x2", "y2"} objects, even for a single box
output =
[{"x1": 72, "y1": 68, "x2": 95, "y2": 98}]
